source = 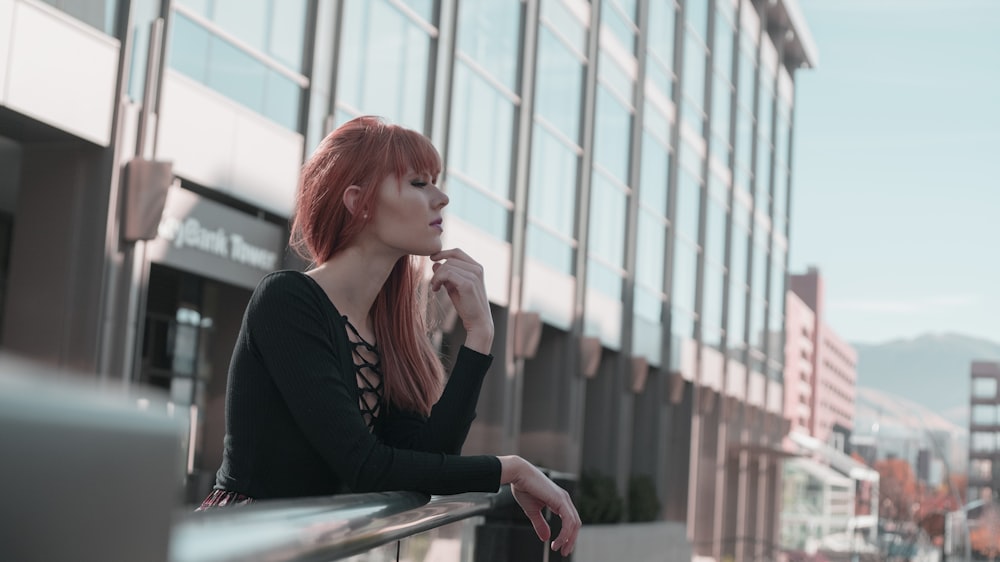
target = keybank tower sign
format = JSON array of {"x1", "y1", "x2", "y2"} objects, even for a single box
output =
[{"x1": 147, "y1": 186, "x2": 285, "y2": 290}]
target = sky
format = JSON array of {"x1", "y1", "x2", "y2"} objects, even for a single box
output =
[{"x1": 790, "y1": 0, "x2": 1000, "y2": 345}]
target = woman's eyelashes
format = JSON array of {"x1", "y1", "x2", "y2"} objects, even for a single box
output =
[{"x1": 410, "y1": 176, "x2": 437, "y2": 188}]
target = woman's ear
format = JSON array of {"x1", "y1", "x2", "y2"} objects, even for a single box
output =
[{"x1": 342, "y1": 185, "x2": 364, "y2": 216}]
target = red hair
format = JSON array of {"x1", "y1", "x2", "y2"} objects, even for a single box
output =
[{"x1": 291, "y1": 116, "x2": 444, "y2": 416}]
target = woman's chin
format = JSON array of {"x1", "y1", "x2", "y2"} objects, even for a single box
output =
[{"x1": 410, "y1": 242, "x2": 443, "y2": 257}]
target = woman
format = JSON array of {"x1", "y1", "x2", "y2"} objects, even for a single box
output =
[{"x1": 200, "y1": 115, "x2": 580, "y2": 555}]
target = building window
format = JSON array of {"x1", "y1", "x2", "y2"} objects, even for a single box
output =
[
  {"x1": 972, "y1": 431, "x2": 996, "y2": 453},
  {"x1": 336, "y1": 0, "x2": 436, "y2": 131},
  {"x1": 974, "y1": 377, "x2": 998, "y2": 400},
  {"x1": 526, "y1": 8, "x2": 588, "y2": 273},
  {"x1": 169, "y1": 2, "x2": 308, "y2": 130},
  {"x1": 446, "y1": 0, "x2": 522, "y2": 239},
  {"x1": 41, "y1": 0, "x2": 119, "y2": 35},
  {"x1": 983, "y1": 405, "x2": 1000, "y2": 425}
]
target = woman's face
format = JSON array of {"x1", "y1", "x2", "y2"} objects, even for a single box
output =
[{"x1": 366, "y1": 169, "x2": 449, "y2": 257}]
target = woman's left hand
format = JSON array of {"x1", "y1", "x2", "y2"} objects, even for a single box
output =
[{"x1": 429, "y1": 248, "x2": 494, "y2": 353}]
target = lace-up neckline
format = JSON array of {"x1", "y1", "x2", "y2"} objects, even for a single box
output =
[{"x1": 343, "y1": 316, "x2": 383, "y2": 431}]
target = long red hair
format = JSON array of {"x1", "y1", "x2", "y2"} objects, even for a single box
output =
[{"x1": 291, "y1": 116, "x2": 444, "y2": 416}]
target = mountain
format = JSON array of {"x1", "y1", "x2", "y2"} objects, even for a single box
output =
[{"x1": 852, "y1": 333, "x2": 1000, "y2": 428}]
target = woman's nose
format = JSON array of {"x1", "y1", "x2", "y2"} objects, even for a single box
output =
[{"x1": 434, "y1": 186, "x2": 449, "y2": 209}]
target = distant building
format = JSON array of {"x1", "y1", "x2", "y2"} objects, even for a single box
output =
[
  {"x1": 789, "y1": 267, "x2": 858, "y2": 448},
  {"x1": 969, "y1": 361, "x2": 1000, "y2": 501},
  {"x1": 783, "y1": 290, "x2": 816, "y2": 441},
  {"x1": 780, "y1": 268, "x2": 873, "y2": 552}
]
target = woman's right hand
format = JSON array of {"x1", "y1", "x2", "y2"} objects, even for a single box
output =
[{"x1": 499, "y1": 456, "x2": 581, "y2": 556}]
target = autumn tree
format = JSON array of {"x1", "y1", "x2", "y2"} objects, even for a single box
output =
[
  {"x1": 970, "y1": 503, "x2": 1000, "y2": 558},
  {"x1": 876, "y1": 457, "x2": 921, "y2": 522}
]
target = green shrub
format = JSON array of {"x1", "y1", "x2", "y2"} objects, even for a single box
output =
[
  {"x1": 577, "y1": 470, "x2": 624, "y2": 524},
  {"x1": 627, "y1": 474, "x2": 661, "y2": 522}
]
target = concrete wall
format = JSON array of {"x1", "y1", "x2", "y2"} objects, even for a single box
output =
[{"x1": 575, "y1": 522, "x2": 692, "y2": 562}]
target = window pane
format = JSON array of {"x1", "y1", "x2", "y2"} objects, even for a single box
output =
[
  {"x1": 974, "y1": 378, "x2": 998, "y2": 399},
  {"x1": 446, "y1": 176, "x2": 509, "y2": 240},
  {"x1": 704, "y1": 192, "x2": 726, "y2": 267},
  {"x1": 647, "y1": 0, "x2": 675, "y2": 71},
  {"x1": 769, "y1": 248, "x2": 785, "y2": 333},
  {"x1": 751, "y1": 236, "x2": 768, "y2": 301},
  {"x1": 541, "y1": 0, "x2": 587, "y2": 53},
  {"x1": 269, "y1": 0, "x2": 308, "y2": 71},
  {"x1": 171, "y1": 13, "x2": 211, "y2": 83},
  {"x1": 593, "y1": 86, "x2": 632, "y2": 184},
  {"x1": 536, "y1": 26, "x2": 585, "y2": 141},
  {"x1": 634, "y1": 305, "x2": 664, "y2": 366},
  {"x1": 730, "y1": 224, "x2": 748, "y2": 286},
  {"x1": 636, "y1": 209, "x2": 666, "y2": 291},
  {"x1": 713, "y1": 11, "x2": 734, "y2": 78},
  {"x1": 207, "y1": 35, "x2": 266, "y2": 112},
  {"x1": 175, "y1": 0, "x2": 209, "y2": 16},
  {"x1": 527, "y1": 223, "x2": 574, "y2": 274},
  {"x1": 587, "y1": 258, "x2": 623, "y2": 300},
  {"x1": 973, "y1": 405, "x2": 997, "y2": 425},
  {"x1": 645, "y1": 60, "x2": 672, "y2": 98},
  {"x1": 264, "y1": 70, "x2": 301, "y2": 129},
  {"x1": 339, "y1": 0, "x2": 431, "y2": 131},
  {"x1": 703, "y1": 262, "x2": 724, "y2": 334},
  {"x1": 639, "y1": 131, "x2": 669, "y2": 214},
  {"x1": 214, "y1": 0, "x2": 268, "y2": 49},
  {"x1": 635, "y1": 285, "x2": 664, "y2": 323},
  {"x1": 529, "y1": 125, "x2": 578, "y2": 238},
  {"x1": 42, "y1": 0, "x2": 119, "y2": 34},
  {"x1": 711, "y1": 73, "x2": 732, "y2": 142},
  {"x1": 598, "y1": 50, "x2": 635, "y2": 105},
  {"x1": 589, "y1": 174, "x2": 627, "y2": 267},
  {"x1": 735, "y1": 109, "x2": 753, "y2": 172},
  {"x1": 675, "y1": 168, "x2": 701, "y2": 244},
  {"x1": 682, "y1": 34, "x2": 706, "y2": 112},
  {"x1": 738, "y1": 48, "x2": 756, "y2": 112},
  {"x1": 399, "y1": 0, "x2": 434, "y2": 21},
  {"x1": 601, "y1": 0, "x2": 635, "y2": 53},
  {"x1": 729, "y1": 274, "x2": 747, "y2": 347},
  {"x1": 750, "y1": 295, "x2": 766, "y2": 354},
  {"x1": 672, "y1": 239, "x2": 697, "y2": 312},
  {"x1": 457, "y1": 0, "x2": 521, "y2": 90},
  {"x1": 449, "y1": 62, "x2": 515, "y2": 200},
  {"x1": 684, "y1": 0, "x2": 709, "y2": 40}
]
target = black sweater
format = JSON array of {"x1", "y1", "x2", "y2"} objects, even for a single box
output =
[{"x1": 213, "y1": 270, "x2": 502, "y2": 499}]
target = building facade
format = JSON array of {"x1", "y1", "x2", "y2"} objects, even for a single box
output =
[
  {"x1": 783, "y1": 289, "x2": 815, "y2": 440},
  {"x1": 790, "y1": 267, "x2": 857, "y2": 448},
  {"x1": 0, "y1": 0, "x2": 816, "y2": 560},
  {"x1": 969, "y1": 361, "x2": 1000, "y2": 502}
]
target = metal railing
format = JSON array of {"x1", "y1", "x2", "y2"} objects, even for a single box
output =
[{"x1": 169, "y1": 487, "x2": 515, "y2": 562}]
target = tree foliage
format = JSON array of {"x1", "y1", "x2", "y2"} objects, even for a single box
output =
[{"x1": 875, "y1": 457, "x2": 919, "y2": 522}]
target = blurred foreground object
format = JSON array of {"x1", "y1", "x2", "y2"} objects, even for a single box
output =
[{"x1": 0, "y1": 355, "x2": 185, "y2": 562}]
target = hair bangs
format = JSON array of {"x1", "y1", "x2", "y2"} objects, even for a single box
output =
[{"x1": 386, "y1": 127, "x2": 442, "y2": 180}]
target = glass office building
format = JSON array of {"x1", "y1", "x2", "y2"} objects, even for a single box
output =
[{"x1": 0, "y1": 0, "x2": 815, "y2": 559}]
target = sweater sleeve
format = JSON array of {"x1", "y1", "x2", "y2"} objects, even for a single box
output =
[
  {"x1": 247, "y1": 272, "x2": 501, "y2": 495},
  {"x1": 379, "y1": 346, "x2": 493, "y2": 454}
]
